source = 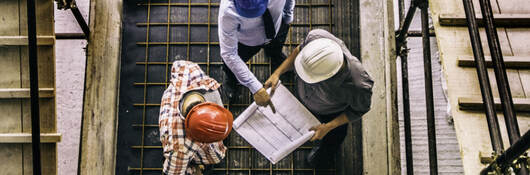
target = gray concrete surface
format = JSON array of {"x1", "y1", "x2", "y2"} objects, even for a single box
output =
[{"x1": 54, "y1": 1, "x2": 89, "y2": 175}]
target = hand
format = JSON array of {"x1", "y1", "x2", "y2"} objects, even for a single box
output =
[
  {"x1": 309, "y1": 124, "x2": 332, "y2": 141},
  {"x1": 253, "y1": 88, "x2": 276, "y2": 113},
  {"x1": 264, "y1": 74, "x2": 280, "y2": 96}
]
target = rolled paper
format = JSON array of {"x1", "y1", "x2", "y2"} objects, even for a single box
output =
[
  {"x1": 233, "y1": 103, "x2": 258, "y2": 129},
  {"x1": 269, "y1": 131, "x2": 315, "y2": 164}
]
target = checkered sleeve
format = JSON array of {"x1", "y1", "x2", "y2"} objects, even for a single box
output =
[
  {"x1": 160, "y1": 86, "x2": 193, "y2": 175},
  {"x1": 190, "y1": 141, "x2": 227, "y2": 165}
]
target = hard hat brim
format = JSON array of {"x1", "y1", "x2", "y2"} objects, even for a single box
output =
[{"x1": 294, "y1": 39, "x2": 344, "y2": 84}]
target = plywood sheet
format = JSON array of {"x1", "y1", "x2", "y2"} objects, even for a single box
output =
[
  {"x1": 428, "y1": 0, "x2": 530, "y2": 174},
  {"x1": 496, "y1": 0, "x2": 530, "y2": 14},
  {"x1": 23, "y1": 143, "x2": 57, "y2": 175},
  {"x1": 0, "y1": 0, "x2": 56, "y2": 174},
  {"x1": 0, "y1": 1, "x2": 24, "y2": 174},
  {"x1": 521, "y1": 70, "x2": 530, "y2": 97},
  {"x1": 0, "y1": 144, "x2": 23, "y2": 175}
]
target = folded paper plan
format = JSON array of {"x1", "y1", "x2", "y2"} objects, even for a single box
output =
[{"x1": 233, "y1": 84, "x2": 321, "y2": 164}]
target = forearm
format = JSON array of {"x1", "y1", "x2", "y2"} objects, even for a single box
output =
[
  {"x1": 223, "y1": 55, "x2": 263, "y2": 93},
  {"x1": 272, "y1": 46, "x2": 299, "y2": 77},
  {"x1": 324, "y1": 113, "x2": 349, "y2": 130}
]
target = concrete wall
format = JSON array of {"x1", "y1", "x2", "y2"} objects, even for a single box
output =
[{"x1": 54, "y1": 1, "x2": 89, "y2": 175}]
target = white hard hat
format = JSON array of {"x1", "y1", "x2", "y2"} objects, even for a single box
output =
[{"x1": 294, "y1": 38, "x2": 344, "y2": 83}]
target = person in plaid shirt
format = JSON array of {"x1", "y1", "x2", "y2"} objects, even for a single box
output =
[{"x1": 159, "y1": 60, "x2": 233, "y2": 175}]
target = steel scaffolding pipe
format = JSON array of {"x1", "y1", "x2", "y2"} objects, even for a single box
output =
[
  {"x1": 481, "y1": 130, "x2": 530, "y2": 175},
  {"x1": 395, "y1": 0, "x2": 418, "y2": 53},
  {"x1": 461, "y1": 0, "x2": 504, "y2": 154},
  {"x1": 27, "y1": 0, "x2": 42, "y2": 174},
  {"x1": 477, "y1": 0, "x2": 528, "y2": 173},
  {"x1": 419, "y1": 1, "x2": 438, "y2": 174},
  {"x1": 70, "y1": 3, "x2": 90, "y2": 40},
  {"x1": 398, "y1": 0, "x2": 413, "y2": 174}
]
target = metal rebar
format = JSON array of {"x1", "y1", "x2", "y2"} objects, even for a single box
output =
[
  {"x1": 477, "y1": 0, "x2": 528, "y2": 174},
  {"x1": 408, "y1": 30, "x2": 435, "y2": 37},
  {"x1": 27, "y1": 0, "x2": 42, "y2": 174},
  {"x1": 462, "y1": 0, "x2": 504, "y2": 154},
  {"x1": 70, "y1": 4, "x2": 90, "y2": 40},
  {"x1": 398, "y1": 0, "x2": 413, "y2": 174},
  {"x1": 395, "y1": 0, "x2": 418, "y2": 53},
  {"x1": 481, "y1": 130, "x2": 530, "y2": 175},
  {"x1": 420, "y1": 1, "x2": 438, "y2": 174}
]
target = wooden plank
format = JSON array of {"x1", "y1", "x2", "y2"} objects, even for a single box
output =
[
  {"x1": 80, "y1": 0, "x2": 122, "y2": 174},
  {"x1": 0, "y1": 133, "x2": 61, "y2": 143},
  {"x1": 20, "y1": 46, "x2": 55, "y2": 88},
  {"x1": 506, "y1": 28, "x2": 530, "y2": 55},
  {"x1": 0, "y1": 1, "x2": 24, "y2": 175},
  {"x1": 457, "y1": 56, "x2": 530, "y2": 68},
  {"x1": 0, "y1": 88, "x2": 54, "y2": 99},
  {"x1": 505, "y1": 28, "x2": 530, "y2": 98},
  {"x1": 22, "y1": 99, "x2": 56, "y2": 133},
  {"x1": 458, "y1": 97, "x2": 530, "y2": 112},
  {"x1": 18, "y1": 0, "x2": 55, "y2": 36},
  {"x1": 360, "y1": 0, "x2": 399, "y2": 174},
  {"x1": 428, "y1": 0, "x2": 529, "y2": 174},
  {"x1": 521, "y1": 70, "x2": 530, "y2": 98},
  {"x1": 496, "y1": 0, "x2": 530, "y2": 14},
  {"x1": 439, "y1": 14, "x2": 530, "y2": 27},
  {"x1": 23, "y1": 143, "x2": 57, "y2": 175},
  {"x1": 0, "y1": 144, "x2": 23, "y2": 174},
  {"x1": 0, "y1": 36, "x2": 55, "y2": 46}
]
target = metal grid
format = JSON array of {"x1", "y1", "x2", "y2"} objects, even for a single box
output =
[{"x1": 117, "y1": 0, "x2": 335, "y2": 174}]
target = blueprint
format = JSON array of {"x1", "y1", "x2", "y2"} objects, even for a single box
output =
[{"x1": 233, "y1": 84, "x2": 321, "y2": 164}]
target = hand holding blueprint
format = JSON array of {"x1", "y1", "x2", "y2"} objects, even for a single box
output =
[{"x1": 233, "y1": 83, "x2": 321, "y2": 164}]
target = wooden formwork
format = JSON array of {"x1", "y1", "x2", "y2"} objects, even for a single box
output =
[
  {"x1": 430, "y1": 0, "x2": 530, "y2": 174},
  {"x1": 0, "y1": 0, "x2": 59, "y2": 174}
]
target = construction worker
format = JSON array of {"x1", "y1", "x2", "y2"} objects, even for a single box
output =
[
  {"x1": 159, "y1": 60, "x2": 234, "y2": 175},
  {"x1": 218, "y1": 0, "x2": 295, "y2": 109},
  {"x1": 264, "y1": 29, "x2": 374, "y2": 168}
]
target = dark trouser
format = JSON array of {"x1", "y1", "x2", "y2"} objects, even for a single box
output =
[
  {"x1": 222, "y1": 22, "x2": 290, "y2": 89},
  {"x1": 308, "y1": 111, "x2": 349, "y2": 169}
]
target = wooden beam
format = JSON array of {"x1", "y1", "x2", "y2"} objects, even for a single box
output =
[
  {"x1": 439, "y1": 14, "x2": 530, "y2": 27},
  {"x1": 479, "y1": 151, "x2": 494, "y2": 164},
  {"x1": 458, "y1": 97, "x2": 530, "y2": 112},
  {"x1": 458, "y1": 56, "x2": 530, "y2": 68},
  {"x1": 80, "y1": 0, "x2": 122, "y2": 174},
  {"x1": 360, "y1": 0, "x2": 400, "y2": 174},
  {"x1": 0, "y1": 133, "x2": 61, "y2": 143},
  {"x1": 0, "y1": 36, "x2": 55, "y2": 45},
  {"x1": 0, "y1": 88, "x2": 54, "y2": 99}
]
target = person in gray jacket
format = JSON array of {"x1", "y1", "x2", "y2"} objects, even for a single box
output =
[{"x1": 264, "y1": 29, "x2": 374, "y2": 168}]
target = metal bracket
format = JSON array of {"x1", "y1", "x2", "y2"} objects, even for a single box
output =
[{"x1": 55, "y1": 0, "x2": 75, "y2": 10}]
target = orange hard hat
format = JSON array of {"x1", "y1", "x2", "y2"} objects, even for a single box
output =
[{"x1": 185, "y1": 102, "x2": 233, "y2": 143}]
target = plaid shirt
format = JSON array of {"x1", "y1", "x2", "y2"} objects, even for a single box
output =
[{"x1": 159, "y1": 61, "x2": 227, "y2": 175}]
